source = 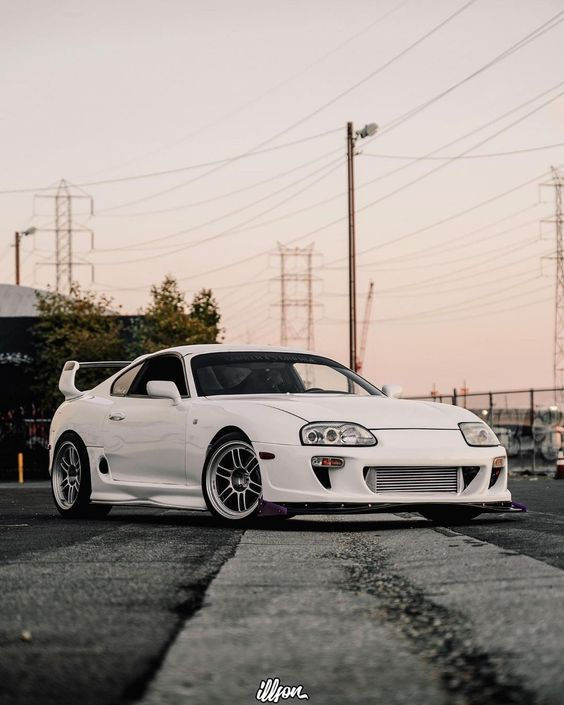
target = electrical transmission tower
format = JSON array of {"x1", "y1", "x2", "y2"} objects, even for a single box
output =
[
  {"x1": 274, "y1": 243, "x2": 318, "y2": 350},
  {"x1": 34, "y1": 179, "x2": 94, "y2": 293},
  {"x1": 541, "y1": 168, "x2": 564, "y2": 396}
]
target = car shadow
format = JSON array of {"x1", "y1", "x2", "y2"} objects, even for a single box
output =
[{"x1": 98, "y1": 509, "x2": 521, "y2": 533}]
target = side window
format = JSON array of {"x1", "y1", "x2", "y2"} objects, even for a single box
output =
[
  {"x1": 111, "y1": 364, "x2": 143, "y2": 397},
  {"x1": 128, "y1": 355, "x2": 189, "y2": 397}
]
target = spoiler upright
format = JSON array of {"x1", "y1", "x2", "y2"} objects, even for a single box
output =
[{"x1": 59, "y1": 360, "x2": 131, "y2": 400}]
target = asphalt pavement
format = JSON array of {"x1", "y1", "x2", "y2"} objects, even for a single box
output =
[{"x1": 0, "y1": 478, "x2": 563, "y2": 705}]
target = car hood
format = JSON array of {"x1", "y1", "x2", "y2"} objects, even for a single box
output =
[{"x1": 209, "y1": 394, "x2": 477, "y2": 429}]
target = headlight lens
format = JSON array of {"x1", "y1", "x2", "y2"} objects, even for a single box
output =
[
  {"x1": 300, "y1": 422, "x2": 376, "y2": 446},
  {"x1": 459, "y1": 422, "x2": 500, "y2": 447}
]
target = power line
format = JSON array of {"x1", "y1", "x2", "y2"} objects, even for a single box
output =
[
  {"x1": 396, "y1": 294, "x2": 553, "y2": 325},
  {"x1": 361, "y1": 233, "x2": 539, "y2": 272},
  {"x1": 344, "y1": 162, "x2": 564, "y2": 263},
  {"x1": 96, "y1": 165, "x2": 557, "y2": 295},
  {"x1": 89, "y1": 5, "x2": 564, "y2": 219},
  {"x1": 361, "y1": 204, "x2": 540, "y2": 266},
  {"x1": 94, "y1": 149, "x2": 344, "y2": 220},
  {"x1": 324, "y1": 263, "x2": 543, "y2": 300},
  {"x1": 322, "y1": 278, "x2": 552, "y2": 325},
  {"x1": 320, "y1": 293, "x2": 553, "y2": 326},
  {"x1": 85, "y1": 0, "x2": 479, "y2": 213},
  {"x1": 378, "y1": 277, "x2": 550, "y2": 322},
  {"x1": 94, "y1": 155, "x2": 343, "y2": 255},
  {"x1": 323, "y1": 216, "x2": 537, "y2": 273},
  {"x1": 373, "y1": 243, "x2": 550, "y2": 295},
  {"x1": 84, "y1": 0, "x2": 411, "y2": 182},
  {"x1": 278, "y1": 90, "x2": 564, "y2": 274},
  {"x1": 223, "y1": 78, "x2": 564, "y2": 247},
  {"x1": 90, "y1": 157, "x2": 344, "y2": 261},
  {"x1": 0, "y1": 129, "x2": 344, "y2": 196},
  {"x1": 91, "y1": 159, "x2": 559, "y2": 298},
  {"x1": 363, "y1": 141, "x2": 564, "y2": 160},
  {"x1": 378, "y1": 9, "x2": 564, "y2": 137},
  {"x1": 348, "y1": 86, "x2": 564, "y2": 245}
]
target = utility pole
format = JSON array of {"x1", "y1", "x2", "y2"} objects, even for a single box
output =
[
  {"x1": 347, "y1": 122, "x2": 357, "y2": 372},
  {"x1": 14, "y1": 227, "x2": 36, "y2": 285},
  {"x1": 541, "y1": 167, "x2": 564, "y2": 397},
  {"x1": 274, "y1": 243, "x2": 318, "y2": 350},
  {"x1": 346, "y1": 121, "x2": 378, "y2": 371},
  {"x1": 33, "y1": 179, "x2": 94, "y2": 292}
]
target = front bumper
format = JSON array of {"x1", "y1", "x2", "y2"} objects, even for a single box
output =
[{"x1": 254, "y1": 429, "x2": 511, "y2": 506}]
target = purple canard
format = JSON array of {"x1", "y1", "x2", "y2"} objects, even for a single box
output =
[{"x1": 257, "y1": 499, "x2": 288, "y2": 517}]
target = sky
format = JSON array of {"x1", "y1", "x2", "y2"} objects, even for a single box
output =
[{"x1": 1, "y1": 0, "x2": 564, "y2": 395}]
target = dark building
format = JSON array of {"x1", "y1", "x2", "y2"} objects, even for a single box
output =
[{"x1": 0, "y1": 284, "x2": 139, "y2": 478}]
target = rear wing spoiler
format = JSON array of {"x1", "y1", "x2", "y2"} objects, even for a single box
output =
[{"x1": 59, "y1": 360, "x2": 131, "y2": 400}]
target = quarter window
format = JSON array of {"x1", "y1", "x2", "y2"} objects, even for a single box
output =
[{"x1": 111, "y1": 363, "x2": 142, "y2": 397}]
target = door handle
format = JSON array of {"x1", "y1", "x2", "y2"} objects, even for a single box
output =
[{"x1": 109, "y1": 411, "x2": 126, "y2": 421}]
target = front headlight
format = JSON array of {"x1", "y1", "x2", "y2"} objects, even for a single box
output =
[
  {"x1": 459, "y1": 422, "x2": 500, "y2": 447},
  {"x1": 300, "y1": 422, "x2": 376, "y2": 446}
]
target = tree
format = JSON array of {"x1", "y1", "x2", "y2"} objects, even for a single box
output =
[
  {"x1": 131, "y1": 276, "x2": 222, "y2": 356},
  {"x1": 189, "y1": 288, "x2": 223, "y2": 342},
  {"x1": 33, "y1": 285, "x2": 125, "y2": 412}
]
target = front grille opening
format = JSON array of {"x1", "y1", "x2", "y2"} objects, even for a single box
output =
[
  {"x1": 313, "y1": 467, "x2": 332, "y2": 489},
  {"x1": 462, "y1": 466, "x2": 480, "y2": 489},
  {"x1": 364, "y1": 466, "x2": 459, "y2": 494},
  {"x1": 489, "y1": 467, "x2": 502, "y2": 488}
]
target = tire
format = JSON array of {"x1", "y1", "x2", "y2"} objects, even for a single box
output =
[
  {"x1": 419, "y1": 506, "x2": 482, "y2": 525},
  {"x1": 51, "y1": 432, "x2": 112, "y2": 519},
  {"x1": 202, "y1": 432, "x2": 262, "y2": 523}
]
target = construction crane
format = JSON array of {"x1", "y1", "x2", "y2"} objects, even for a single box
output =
[{"x1": 356, "y1": 280, "x2": 374, "y2": 374}]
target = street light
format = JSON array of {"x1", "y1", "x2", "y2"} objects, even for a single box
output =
[
  {"x1": 347, "y1": 121, "x2": 378, "y2": 371},
  {"x1": 14, "y1": 226, "x2": 37, "y2": 285}
]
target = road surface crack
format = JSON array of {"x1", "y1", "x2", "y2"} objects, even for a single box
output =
[{"x1": 340, "y1": 533, "x2": 535, "y2": 705}]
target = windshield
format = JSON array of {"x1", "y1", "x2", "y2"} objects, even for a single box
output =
[{"x1": 191, "y1": 352, "x2": 382, "y2": 397}]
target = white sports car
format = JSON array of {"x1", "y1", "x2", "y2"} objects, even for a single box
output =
[{"x1": 48, "y1": 344, "x2": 522, "y2": 524}]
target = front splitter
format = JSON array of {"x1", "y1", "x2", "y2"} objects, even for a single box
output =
[{"x1": 259, "y1": 500, "x2": 526, "y2": 516}]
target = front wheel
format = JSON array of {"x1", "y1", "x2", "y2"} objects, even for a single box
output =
[
  {"x1": 419, "y1": 506, "x2": 482, "y2": 525},
  {"x1": 202, "y1": 433, "x2": 262, "y2": 523},
  {"x1": 51, "y1": 433, "x2": 112, "y2": 519}
]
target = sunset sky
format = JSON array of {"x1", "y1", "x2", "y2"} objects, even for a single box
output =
[{"x1": 1, "y1": 0, "x2": 564, "y2": 395}]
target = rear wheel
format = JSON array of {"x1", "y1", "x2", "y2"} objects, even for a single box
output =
[
  {"x1": 419, "y1": 506, "x2": 482, "y2": 525},
  {"x1": 51, "y1": 433, "x2": 112, "y2": 519},
  {"x1": 202, "y1": 433, "x2": 262, "y2": 523}
]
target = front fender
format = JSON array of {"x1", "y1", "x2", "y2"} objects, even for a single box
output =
[{"x1": 185, "y1": 401, "x2": 303, "y2": 487}]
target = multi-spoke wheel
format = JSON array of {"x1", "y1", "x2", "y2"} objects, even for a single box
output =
[
  {"x1": 53, "y1": 441, "x2": 82, "y2": 509},
  {"x1": 203, "y1": 433, "x2": 262, "y2": 522},
  {"x1": 51, "y1": 432, "x2": 112, "y2": 519}
]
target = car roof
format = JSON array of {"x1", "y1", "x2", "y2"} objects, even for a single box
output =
[{"x1": 154, "y1": 343, "x2": 316, "y2": 357}]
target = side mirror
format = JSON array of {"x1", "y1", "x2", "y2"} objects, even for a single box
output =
[
  {"x1": 146, "y1": 380, "x2": 181, "y2": 405},
  {"x1": 382, "y1": 383, "x2": 402, "y2": 399}
]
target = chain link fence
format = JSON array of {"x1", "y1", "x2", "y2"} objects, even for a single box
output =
[
  {"x1": 0, "y1": 411, "x2": 50, "y2": 480},
  {"x1": 407, "y1": 387, "x2": 564, "y2": 474}
]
